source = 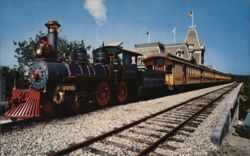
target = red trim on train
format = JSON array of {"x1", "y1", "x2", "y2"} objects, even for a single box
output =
[{"x1": 4, "y1": 89, "x2": 40, "y2": 119}]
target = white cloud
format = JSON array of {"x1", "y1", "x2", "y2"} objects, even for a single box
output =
[{"x1": 84, "y1": 0, "x2": 107, "y2": 25}]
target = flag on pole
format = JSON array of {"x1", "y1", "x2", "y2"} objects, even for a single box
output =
[
  {"x1": 188, "y1": 10, "x2": 194, "y2": 27},
  {"x1": 145, "y1": 26, "x2": 150, "y2": 36},
  {"x1": 172, "y1": 27, "x2": 176, "y2": 34},
  {"x1": 188, "y1": 11, "x2": 193, "y2": 18},
  {"x1": 145, "y1": 27, "x2": 151, "y2": 44}
]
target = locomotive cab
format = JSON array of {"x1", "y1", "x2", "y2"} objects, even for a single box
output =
[
  {"x1": 93, "y1": 45, "x2": 140, "y2": 66},
  {"x1": 93, "y1": 45, "x2": 141, "y2": 73},
  {"x1": 93, "y1": 44, "x2": 142, "y2": 103}
]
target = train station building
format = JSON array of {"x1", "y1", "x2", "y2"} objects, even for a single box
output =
[{"x1": 134, "y1": 26, "x2": 205, "y2": 66}]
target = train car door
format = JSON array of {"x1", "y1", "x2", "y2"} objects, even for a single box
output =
[
  {"x1": 165, "y1": 61, "x2": 173, "y2": 85},
  {"x1": 183, "y1": 65, "x2": 186, "y2": 84},
  {"x1": 201, "y1": 70, "x2": 204, "y2": 84}
]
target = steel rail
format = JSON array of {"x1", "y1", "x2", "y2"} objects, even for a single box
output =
[
  {"x1": 0, "y1": 117, "x2": 41, "y2": 133},
  {"x1": 0, "y1": 83, "x2": 234, "y2": 134},
  {"x1": 49, "y1": 83, "x2": 236, "y2": 156},
  {"x1": 138, "y1": 84, "x2": 234, "y2": 155}
]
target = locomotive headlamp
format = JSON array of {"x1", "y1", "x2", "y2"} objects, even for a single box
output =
[
  {"x1": 35, "y1": 47, "x2": 42, "y2": 55},
  {"x1": 30, "y1": 60, "x2": 48, "y2": 90}
]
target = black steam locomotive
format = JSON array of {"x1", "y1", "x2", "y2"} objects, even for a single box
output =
[
  {"x1": 5, "y1": 21, "x2": 144, "y2": 119},
  {"x1": 4, "y1": 21, "x2": 230, "y2": 120}
]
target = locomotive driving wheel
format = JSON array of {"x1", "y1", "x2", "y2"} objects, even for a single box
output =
[
  {"x1": 42, "y1": 101, "x2": 55, "y2": 117},
  {"x1": 96, "y1": 82, "x2": 110, "y2": 106},
  {"x1": 117, "y1": 82, "x2": 128, "y2": 104}
]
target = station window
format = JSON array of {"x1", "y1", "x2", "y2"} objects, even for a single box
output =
[{"x1": 176, "y1": 48, "x2": 184, "y2": 58}]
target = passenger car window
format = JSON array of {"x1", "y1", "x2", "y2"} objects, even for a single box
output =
[{"x1": 154, "y1": 59, "x2": 164, "y2": 67}]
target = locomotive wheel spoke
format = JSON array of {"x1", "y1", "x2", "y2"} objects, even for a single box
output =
[
  {"x1": 117, "y1": 81, "x2": 128, "y2": 104},
  {"x1": 96, "y1": 82, "x2": 110, "y2": 106}
]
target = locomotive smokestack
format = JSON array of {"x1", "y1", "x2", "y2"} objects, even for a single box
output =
[{"x1": 45, "y1": 21, "x2": 61, "y2": 61}]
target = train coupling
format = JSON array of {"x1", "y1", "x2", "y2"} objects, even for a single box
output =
[{"x1": 4, "y1": 89, "x2": 40, "y2": 119}]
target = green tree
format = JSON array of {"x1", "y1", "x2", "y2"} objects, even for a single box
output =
[
  {"x1": 58, "y1": 37, "x2": 90, "y2": 62},
  {"x1": 13, "y1": 31, "x2": 90, "y2": 72},
  {"x1": 13, "y1": 32, "x2": 43, "y2": 72},
  {"x1": 11, "y1": 31, "x2": 90, "y2": 90}
]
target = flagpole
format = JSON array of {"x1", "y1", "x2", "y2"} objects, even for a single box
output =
[
  {"x1": 174, "y1": 29, "x2": 176, "y2": 44},
  {"x1": 172, "y1": 26, "x2": 176, "y2": 44},
  {"x1": 192, "y1": 10, "x2": 194, "y2": 27},
  {"x1": 148, "y1": 27, "x2": 151, "y2": 44}
]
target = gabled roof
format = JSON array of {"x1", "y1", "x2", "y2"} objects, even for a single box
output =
[
  {"x1": 93, "y1": 46, "x2": 142, "y2": 56},
  {"x1": 164, "y1": 43, "x2": 185, "y2": 46},
  {"x1": 184, "y1": 27, "x2": 203, "y2": 50},
  {"x1": 134, "y1": 42, "x2": 164, "y2": 48},
  {"x1": 134, "y1": 42, "x2": 165, "y2": 55},
  {"x1": 164, "y1": 43, "x2": 189, "y2": 59}
]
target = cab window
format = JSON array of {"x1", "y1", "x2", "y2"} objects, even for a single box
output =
[
  {"x1": 123, "y1": 53, "x2": 137, "y2": 65},
  {"x1": 94, "y1": 50, "x2": 108, "y2": 63},
  {"x1": 123, "y1": 53, "x2": 131, "y2": 65}
]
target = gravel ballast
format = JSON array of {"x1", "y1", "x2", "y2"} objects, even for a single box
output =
[
  {"x1": 0, "y1": 83, "x2": 233, "y2": 155},
  {"x1": 175, "y1": 84, "x2": 248, "y2": 156}
]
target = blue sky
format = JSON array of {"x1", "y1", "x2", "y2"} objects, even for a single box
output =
[{"x1": 0, "y1": 0, "x2": 249, "y2": 75}]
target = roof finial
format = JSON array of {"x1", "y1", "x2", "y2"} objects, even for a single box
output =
[{"x1": 188, "y1": 10, "x2": 195, "y2": 28}]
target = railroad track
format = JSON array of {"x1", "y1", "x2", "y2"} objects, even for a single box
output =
[
  {"x1": 0, "y1": 117, "x2": 42, "y2": 133},
  {"x1": 0, "y1": 84, "x2": 233, "y2": 134},
  {"x1": 49, "y1": 84, "x2": 236, "y2": 156}
]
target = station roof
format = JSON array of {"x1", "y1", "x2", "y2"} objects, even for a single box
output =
[
  {"x1": 93, "y1": 45, "x2": 142, "y2": 56},
  {"x1": 184, "y1": 27, "x2": 204, "y2": 50},
  {"x1": 134, "y1": 42, "x2": 164, "y2": 48}
]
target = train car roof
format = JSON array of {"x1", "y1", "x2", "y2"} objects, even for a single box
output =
[
  {"x1": 93, "y1": 45, "x2": 142, "y2": 56},
  {"x1": 143, "y1": 53, "x2": 198, "y2": 68},
  {"x1": 144, "y1": 53, "x2": 229, "y2": 75}
]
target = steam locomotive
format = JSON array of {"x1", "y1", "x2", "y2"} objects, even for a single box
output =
[{"x1": 4, "y1": 21, "x2": 231, "y2": 120}]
